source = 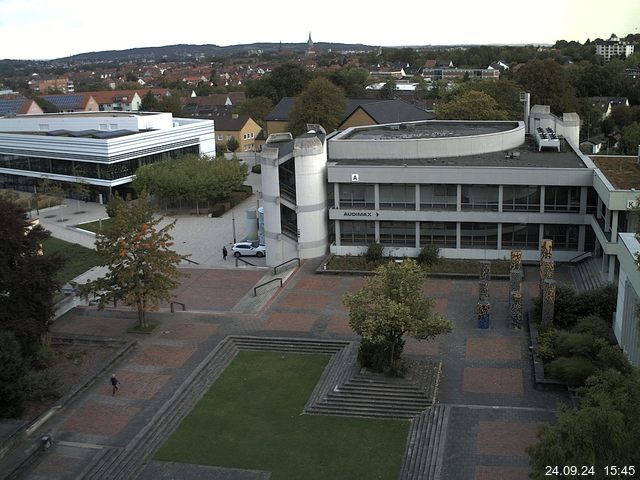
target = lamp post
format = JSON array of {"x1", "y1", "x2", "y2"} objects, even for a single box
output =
[{"x1": 231, "y1": 208, "x2": 237, "y2": 244}]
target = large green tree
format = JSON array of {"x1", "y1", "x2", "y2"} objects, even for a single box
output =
[
  {"x1": 287, "y1": 77, "x2": 346, "y2": 136},
  {"x1": 528, "y1": 369, "x2": 640, "y2": 478},
  {"x1": 80, "y1": 193, "x2": 186, "y2": 328},
  {"x1": 329, "y1": 66, "x2": 371, "y2": 97},
  {"x1": 236, "y1": 96, "x2": 273, "y2": 128},
  {"x1": 621, "y1": 122, "x2": 640, "y2": 155},
  {"x1": 245, "y1": 62, "x2": 313, "y2": 104},
  {"x1": 515, "y1": 58, "x2": 577, "y2": 115},
  {"x1": 0, "y1": 194, "x2": 61, "y2": 357},
  {"x1": 0, "y1": 331, "x2": 27, "y2": 418},
  {"x1": 343, "y1": 260, "x2": 452, "y2": 374},
  {"x1": 436, "y1": 90, "x2": 508, "y2": 120}
]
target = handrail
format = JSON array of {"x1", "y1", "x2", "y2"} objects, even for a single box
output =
[
  {"x1": 235, "y1": 256, "x2": 255, "y2": 267},
  {"x1": 254, "y1": 278, "x2": 283, "y2": 296},
  {"x1": 182, "y1": 257, "x2": 200, "y2": 265},
  {"x1": 170, "y1": 301, "x2": 186, "y2": 313},
  {"x1": 273, "y1": 257, "x2": 300, "y2": 275},
  {"x1": 568, "y1": 251, "x2": 592, "y2": 263}
]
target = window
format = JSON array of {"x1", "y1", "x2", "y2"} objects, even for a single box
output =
[
  {"x1": 502, "y1": 186, "x2": 540, "y2": 212},
  {"x1": 544, "y1": 186, "x2": 580, "y2": 212},
  {"x1": 543, "y1": 224, "x2": 578, "y2": 250},
  {"x1": 502, "y1": 223, "x2": 539, "y2": 249},
  {"x1": 379, "y1": 184, "x2": 415, "y2": 210},
  {"x1": 420, "y1": 222, "x2": 456, "y2": 248},
  {"x1": 226, "y1": 135, "x2": 232, "y2": 141},
  {"x1": 339, "y1": 184, "x2": 374, "y2": 209},
  {"x1": 340, "y1": 221, "x2": 375, "y2": 245},
  {"x1": 461, "y1": 185, "x2": 498, "y2": 211},
  {"x1": 379, "y1": 221, "x2": 415, "y2": 246},
  {"x1": 217, "y1": 135, "x2": 223, "y2": 141},
  {"x1": 420, "y1": 184, "x2": 456, "y2": 210},
  {"x1": 460, "y1": 223, "x2": 498, "y2": 248}
]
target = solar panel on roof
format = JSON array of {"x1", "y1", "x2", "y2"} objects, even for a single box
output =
[
  {"x1": 47, "y1": 130, "x2": 71, "y2": 136},
  {"x1": 0, "y1": 99, "x2": 26, "y2": 116},
  {"x1": 42, "y1": 95, "x2": 84, "y2": 109}
]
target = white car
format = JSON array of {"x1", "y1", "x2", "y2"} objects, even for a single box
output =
[{"x1": 232, "y1": 241, "x2": 266, "y2": 257}]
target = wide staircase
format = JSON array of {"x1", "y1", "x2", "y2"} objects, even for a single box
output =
[{"x1": 571, "y1": 257, "x2": 607, "y2": 293}]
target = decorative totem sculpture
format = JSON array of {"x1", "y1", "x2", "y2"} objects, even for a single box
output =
[{"x1": 478, "y1": 261, "x2": 491, "y2": 329}]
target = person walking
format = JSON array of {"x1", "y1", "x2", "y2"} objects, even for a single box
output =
[
  {"x1": 222, "y1": 246, "x2": 228, "y2": 261},
  {"x1": 110, "y1": 374, "x2": 120, "y2": 396}
]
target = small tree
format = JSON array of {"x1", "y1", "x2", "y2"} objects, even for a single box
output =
[
  {"x1": 226, "y1": 136, "x2": 240, "y2": 153},
  {"x1": 80, "y1": 192, "x2": 186, "y2": 328},
  {"x1": 343, "y1": 259, "x2": 453, "y2": 375}
]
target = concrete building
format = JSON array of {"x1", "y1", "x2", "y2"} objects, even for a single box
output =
[
  {"x1": 0, "y1": 111, "x2": 215, "y2": 201},
  {"x1": 595, "y1": 34, "x2": 635, "y2": 62}
]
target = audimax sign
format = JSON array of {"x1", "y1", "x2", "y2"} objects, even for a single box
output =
[{"x1": 342, "y1": 211, "x2": 379, "y2": 217}]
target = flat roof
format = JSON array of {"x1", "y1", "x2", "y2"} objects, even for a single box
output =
[
  {"x1": 591, "y1": 156, "x2": 640, "y2": 190},
  {"x1": 8, "y1": 111, "x2": 160, "y2": 119},
  {"x1": 342, "y1": 121, "x2": 519, "y2": 140},
  {"x1": 329, "y1": 137, "x2": 587, "y2": 169}
]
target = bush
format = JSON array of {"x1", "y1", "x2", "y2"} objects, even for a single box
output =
[
  {"x1": 578, "y1": 284, "x2": 617, "y2": 323},
  {"x1": 417, "y1": 244, "x2": 440, "y2": 266},
  {"x1": 23, "y1": 369, "x2": 61, "y2": 402},
  {"x1": 0, "y1": 332, "x2": 27, "y2": 418},
  {"x1": 596, "y1": 342, "x2": 633, "y2": 375},
  {"x1": 209, "y1": 204, "x2": 226, "y2": 217},
  {"x1": 251, "y1": 164, "x2": 262, "y2": 174},
  {"x1": 554, "y1": 331, "x2": 598, "y2": 358},
  {"x1": 546, "y1": 356, "x2": 598, "y2": 387},
  {"x1": 536, "y1": 328, "x2": 558, "y2": 362},
  {"x1": 364, "y1": 242, "x2": 384, "y2": 263},
  {"x1": 573, "y1": 315, "x2": 614, "y2": 341}
]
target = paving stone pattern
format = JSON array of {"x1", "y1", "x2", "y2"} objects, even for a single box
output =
[{"x1": 16, "y1": 262, "x2": 573, "y2": 480}]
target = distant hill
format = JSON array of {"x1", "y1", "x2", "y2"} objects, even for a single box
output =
[{"x1": 57, "y1": 42, "x2": 376, "y2": 62}]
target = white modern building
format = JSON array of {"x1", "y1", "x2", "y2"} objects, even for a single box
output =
[{"x1": 0, "y1": 111, "x2": 215, "y2": 201}]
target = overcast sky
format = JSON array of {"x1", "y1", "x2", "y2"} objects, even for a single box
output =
[{"x1": 1, "y1": 0, "x2": 639, "y2": 60}]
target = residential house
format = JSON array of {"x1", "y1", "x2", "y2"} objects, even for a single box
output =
[
  {"x1": 83, "y1": 90, "x2": 143, "y2": 111},
  {"x1": 595, "y1": 34, "x2": 634, "y2": 62},
  {"x1": 182, "y1": 92, "x2": 247, "y2": 117},
  {"x1": 30, "y1": 77, "x2": 74, "y2": 93},
  {"x1": 588, "y1": 97, "x2": 630, "y2": 119},
  {"x1": 215, "y1": 114, "x2": 262, "y2": 152},
  {"x1": 40, "y1": 93, "x2": 99, "y2": 112},
  {"x1": 0, "y1": 97, "x2": 44, "y2": 116}
]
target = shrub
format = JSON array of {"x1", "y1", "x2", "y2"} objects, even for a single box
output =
[
  {"x1": 209, "y1": 204, "x2": 226, "y2": 217},
  {"x1": 23, "y1": 369, "x2": 61, "y2": 402},
  {"x1": 364, "y1": 242, "x2": 384, "y2": 263},
  {"x1": 417, "y1": 244, "x2": 440, "y2": 266},
  {"x1": 251, "y1": 164, "x2": 262, "y2": 174},
  {"x1": 595, "y1": 342, "x2": 633, "y2": 375},
  {"x1": 533, "y1": 284, "x2": 578, "y2": 328},
  {"x1": 546, "y1": 356, "x2": 598, "y2": 387},
  {"x1": 0, "y1": 332, "x2": 27, "y2": 418},
  {"x1": 573, "y1": 314, "x2": 614, "y2": 341},
  {"x1": 554, "y1": 331, "x2": 598, "y2": 358},
  {"x1": 578, "y1": 284, "x2": 617, "y2": 323},
  {"x1": 536, "y1": 328, "x2": 558, "y2": 362}
]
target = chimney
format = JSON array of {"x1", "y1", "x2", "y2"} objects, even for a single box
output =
[{"x1": 232, "y1": 113, "x2": 239, "y2": 119}]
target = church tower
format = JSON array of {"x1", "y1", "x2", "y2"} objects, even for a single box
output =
[{"x1": 306, "y1": 32, "x2": 315, "y2": 56}]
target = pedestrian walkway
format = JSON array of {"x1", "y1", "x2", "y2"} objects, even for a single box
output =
[{"x1": 6, "y1": 258, "x2": 570, "y2": 480}]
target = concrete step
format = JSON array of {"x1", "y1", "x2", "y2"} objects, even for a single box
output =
[{"x1": 308, "y1": 404, "x2": 423, "y2": 419}]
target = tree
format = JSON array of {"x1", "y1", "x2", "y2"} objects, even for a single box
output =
[
  {"x1": 0, "y1": 194, "x2": 61, "y2": 357},
  {"x1": 140, "y1": 90, "x2": 160, "y2": 111},
  {"x1": 287, "y1": 77, "x2": 346, "y2": 136},
  {"x1": 80, "y1": 193, "x2": 186, "y2": 328},
  {"x1": 0, "y1": 331, "x2": 27, "y2": 418},
  {"x1": 226, "y1": 136, "x2": 240, "y2": 153},
  {"x1": 621, "y1": 122, "x2": 640, "y2": 155},
  {"x1": 343, "y1": 260, "x2": 453, "y2": 375},
  {"x1": 436, "y1": 90, "x2": 508, "y2": 120},
  {"x1": 330, "y1": 66, "x2": 371, "y2": 97},
  {"x1": 515, "y1": 58, "x2": 577, "y2": 115},
  {"x1": 528, "y1": 369, "x2": 640, "y2": 478},
  {"x1": 157, "y1": 91, "x2": 183, "y2": 117},
  {"x1": 236, "y1": 96, "x2": 273, "y2": 128},
  {"x1": 378, "y1": 78, "x2": 397, "y2": 99},
  {"x1": 245, "y1": 62, "x2": 313, "y2": 104}
]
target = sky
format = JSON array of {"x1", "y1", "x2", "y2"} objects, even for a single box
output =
[{"x1": 0, "y1": 0, "x2": 639, "y2": 60}]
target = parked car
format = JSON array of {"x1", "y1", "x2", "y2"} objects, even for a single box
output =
[{"x1": 232, "y1": 241, "x2": 266, "y2": 257}]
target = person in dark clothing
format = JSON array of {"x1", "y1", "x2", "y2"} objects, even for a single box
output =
[
  {"x1": 222, "y1": 246, "x2": 228, "y2": 260},
  {"x1": 110, "y1": 374, "x2": 120, "y2": 396}
]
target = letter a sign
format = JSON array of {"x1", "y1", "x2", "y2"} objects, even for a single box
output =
[{"x1": 351, "y1": 173, "x2": 359, "y2": 182}]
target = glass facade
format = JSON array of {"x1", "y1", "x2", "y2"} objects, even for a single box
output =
[
  {"x1": 544, "y1": 186, "x2": 580, "y2": 212},
  {"x1": 502, "y1": 223, "x2": 540, "y2": 249},
  {"x1": 460, "y1": 222, "x2": 498, "y2": 248},
  {"x1": 0, "y1": 146, "x2": 199, "y2": 181},
  {"x1": 420, "y1": 185, "x2": 457, "y2": 210},
  {"x1": 379, "y1": 184, "x2": 415, "y2": 210},
  {"x1": 502, "y1": 186, "x2": 540, "y2": 211},
  {"x1": 461, "y1": 185, "x2": 499, "y2": 211},
  {"x1": 379, "y1": 221, "x2": 415, "y2": 246},
  {"x1": 340, "y1": 221, "x2": 375, "y2": 245},
  {"x1": 543, "y1": 224, "x2": 578, "y2": 250},
  {"x1": 420, "y1": 222, "x2": 456, "y2": 248},
  {"x1": 278, "y1": 158, "x2": 296, "y2": 203},
  {"x1": 339, "y1": 184, "x2": 374, "y2": 209}
]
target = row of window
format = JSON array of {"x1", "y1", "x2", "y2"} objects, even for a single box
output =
[
  {"x1": 0, "y1": 146, "x2": 199, "y2": 181},
  {"x1": 337, "y1": 184, "x2": 591, "y2": 213},
  {"x1": 339, "y1": 221, "x2": 579, "y2": 250}
]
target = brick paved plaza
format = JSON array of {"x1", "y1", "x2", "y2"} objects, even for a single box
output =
[{"x1": 17, "y1": 259, "x2": 570, "y2": 480}]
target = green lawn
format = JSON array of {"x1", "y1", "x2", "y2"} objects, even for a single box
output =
[
  {"x1": 155, "y1": 351, "x2": 410, "y2": 480},
  {"x1": 74, "y1": 217, "x2": 113, "y2": 233},
  {"x1": 41, "y1": 237, "x2": 102, "y2": 284}
]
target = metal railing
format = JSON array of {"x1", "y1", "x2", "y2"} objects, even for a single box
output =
[
  {"x1": 568, "y1": 251, "x2": 593, "y2": 263},
  {"x1": 273, "y1": 257, "x2": 300, "y2": 275},
  {"x1": 254, "y1": 278, "x2": 283, "y2": 296},
  {"x1": 170, "y1": 301, "x2": 186, "y2": 313},
  {"x1": 182, "y1": 257, "x2": 200, "y2": 265}
]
